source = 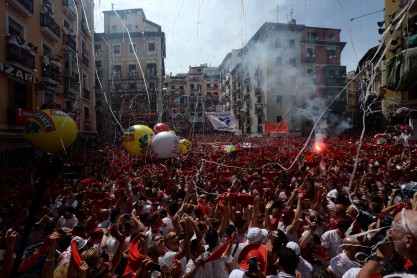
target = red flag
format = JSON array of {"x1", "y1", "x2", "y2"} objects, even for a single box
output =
[
  {"x1": 18, "y1": 242, "x2": 48, "y2": 272},
  {"x1": 123, "y1": 233, "x2": 146, "y2": 276},
  {"x1": 71, "y1": 240, "x2": 82, "y2": 268},
  {"x1": 265, "y1": 121, "x2": 289, "y2": 134},
  {"x1": 204, "y1": 237, "x2": 233, "y2": 263}
]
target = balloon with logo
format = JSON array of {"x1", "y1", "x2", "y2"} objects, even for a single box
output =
[
  {"x1": 151, "y1": 131, "x2": 179, "y2": 159},
  {"x1": 153, "y1": 123, "x2": 170, "y2": 135},
  {"x1": 179, "y1": 139, "x2": 192, "y2": 154},
  {"x1": 123, "y1": 125, "x2": 154, "y2": 156},
  {"x1": 23, "y1": 109, "x2": 78, "y2": 152}
]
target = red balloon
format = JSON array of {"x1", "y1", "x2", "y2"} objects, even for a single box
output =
[{"x1": 153, "y1": 123, "x2": 170, "y2": 134}]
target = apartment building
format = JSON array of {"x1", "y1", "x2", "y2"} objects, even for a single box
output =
[
  {"x1": 220, "y1": 20, "x2": 347, "y2": 136},
  {"x1": 94, "y1": 8, "x2": 165, "y2": 134},
  {"x1": 0, "y1": 0, "x2": 95, "y2": 160},
  {"x1": 382, "y1": 0, "x2": 417, "y2": 135}
]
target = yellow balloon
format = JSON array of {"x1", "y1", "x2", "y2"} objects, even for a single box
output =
[
  {"x1": 178, "y1": 143, "x2": 188, "y2": 154},
  {"x1": 123, "y1": 125, "x2": 154, "y2": 156},
  {"x1": 23, "y1": 109, "x2": 78, "y2": 152},
  {"x1": 179, "y1": 139, "x2": 192, "y2": 154}
]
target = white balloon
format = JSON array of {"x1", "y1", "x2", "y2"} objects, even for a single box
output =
[{"x1": 151, "y1": 131, "x2": 179, "y2": 159}]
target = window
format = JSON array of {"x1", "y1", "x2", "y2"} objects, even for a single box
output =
[
  {"x1": 306, "y1": 68, "x2": 314, "y2": 76},
  {"x1": 276, "y1": 95, "x2": 282, "y2": 103},
  {"x1": 8, "y1": 17, "x2": 24, "y2": 39},
  {"x1": 42, "y1": 43, "x2": 53, "y2": 57},
  {"x1": 114, "y1": 45, "x2": 120, "y2": 54},
  {"x1": 84, "y1": 106, "x2": 90, "y2": 120},
  {"x1": 290, "y1": 58, "x2": 296, "y2": 67},
  {"x1": 147, "y1": 63, "x2": 156, "y2": 78},
  {"x1": 129, "y1": 44, "x2": 136, "y2": 53},
  {"x1": 289, "y1": 39, "x2": 296, "y2": 49},
  {"x1": 44, "y1": 91, "x2": 54, "y2": 106},
  {"x1": 307, "y1": 31, "x2": 319, "y2": 40},
  {"x1": 325, "y1": 33, "x2": 335, "y2": 40},
  {"x1": 277, "y1": 115, "x2": 282, "y2": 122},
  {"x1": 306, "y1": 47, "x2": 314, "y2": 57},
  {"x1": 274, "y1": 38, "x2": 281, "y2": 48},
  {"x1": 276, "y1": 57, "x2": 282, "y2": 66},
  {"x1": 95, "y1": 44, "x2": 102, "y2": 52},
  {"x1": 129, "y1": 64, "x2": 137, "y2": 79},
  {"x1": 111, "y1": 25, "x2": 117, "y2": 33},
  {"x1": 113, "y1": 65, "x2": 121, "y2": 80},
  {"x1": 82, "y1": 73, "x2": 88, "y2": 88},
  {"x1": 148, "y1": 42, "x2": 156, "y2": 52},
  {"x1": 327, "y1": 48, "x2": 337, "y2": 64}
]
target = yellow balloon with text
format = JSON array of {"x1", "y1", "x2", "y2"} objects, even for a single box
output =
[
  {"x1": 122, "y1": 125, "x2": 154, "y2": 156},
  {"x1": 179, "y1": 139, "x2": 192, "y2": 154},
  {"x1": 23, "y1": 109, "x2": 78, "y2": 152}
]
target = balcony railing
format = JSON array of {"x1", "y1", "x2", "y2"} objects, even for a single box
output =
[
  {"x1": 6, "y1": 0, "x2": 33, "y2": 17},
  {"x1": 324, "y1": 77, "x2": 346, "y2": 87},
  {"x1": 82, "y1": 56, "x2": 89, "y2": 67},
  {"x1": 62, "y1": 0, "x2": 77, "y2": 19},
  {"x1": 83, "y1": 88, "x2": 90, "y2": 99},
  {"x1": 63, "y1": 34, "x2": 76, "y2": 52},
  {"x1": 5, "y1": 43, "x2": 35, "y2": 70},
  {"x1": 40, "y1": 13, "x2": 61, "y2": 41},
  {"x1": 305, "y1": 56, "x2": 315, "y2": 63},
  {"x1": 41, "y1": 64, "x2": 61, "y2": 83}
]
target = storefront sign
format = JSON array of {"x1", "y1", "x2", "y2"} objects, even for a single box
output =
[
  {"x1": 15, "y1": 108, "x2": 33, "y2": 126},
  {"x1": 0, "y1": 63, "x2": 35, "y2": 83}
]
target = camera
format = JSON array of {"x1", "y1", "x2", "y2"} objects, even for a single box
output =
[
  {"x1": 400, "y1": 182, "x2": 417, "y2": 199},
  {"x1": 248, "y1": 256, "x2": 258, "y2": 272},
  {"x1": 357, "y1": 210, "x2": 393, "y2": 231}
]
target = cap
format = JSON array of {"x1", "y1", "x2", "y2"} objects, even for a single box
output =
[
  {"x1": 237, "y1": 243, "x2": 267, "y2": 275},
  {"x1": 286, "y1": 241, "x2": 300, "y2": 256},
  {"x1": 68, "y1": 236, "x2": 87, "y2": 251},
  {"x1": 247, "y1": 227, "x2": 268, "y2": 244}
]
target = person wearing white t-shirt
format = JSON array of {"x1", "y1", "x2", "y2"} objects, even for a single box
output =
[
  {"x1": 321, "y1": 218, "x2": 352, "y2": 259},
  {"x1": 327, "y1": 237, "x2": 362, "y2": 278},
  {"x1": 57, "y1": 205, "x2": 78, "y2": 230}
]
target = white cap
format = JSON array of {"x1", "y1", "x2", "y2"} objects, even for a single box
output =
[
  {"x1": 67, "y1": 236, "x2": 87, "y2": 251},
  {"x1": 286, "y1": 241, "x2": 300, "y2": 256},
  {"x1": 247, "y1": 227, "x2": 268, "y2": 244}
]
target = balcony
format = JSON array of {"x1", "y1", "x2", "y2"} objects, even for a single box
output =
[
  {"x1": 82, "y1": 88, "x2": 90, "y2": 99},
  {"x1": 64, "y1": 79, "x2": 79, "y2": 100},
  {"x1": 328, "y1": 100, "x2": 346, "y2": 113},
  {"x1": 386, "y1": 47, "x2": 417, "y2": 91},
  {"x1": 82, "y1": 55, "x2": 89, "y2": 67},
  {"x1": 41, "y1": 63, "x2": 61, "y2": 84},
  {"x1": 63, "y1": 34, "x2": 77, "y2": 52},
  {"x1": 62, "y1": 0, "x2": 77, "y2": 20},
  {"x1": 6, "y1": 0, "x2": 33, "y2": 17},
  {"x1": 40, "y1": 13, "x2": 61, "y2": 41},
  {"x1": 5, "y1": 43, "x2": 35, "y2": 70},
  {"x1": 305, "y1": 56, "x2": 315, "y2": 63},
  {"x1": 324, "y1": 77, "x2": 346, "y2": 87}
]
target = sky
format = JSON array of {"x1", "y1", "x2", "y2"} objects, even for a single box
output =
[{"x1": 93, "y1": 0, "x2": 385, "y2": 75}]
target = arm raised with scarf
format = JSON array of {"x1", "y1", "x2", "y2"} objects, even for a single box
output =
[{"x1": 0, "y1": 229, "x2": 17, "y2": 277}]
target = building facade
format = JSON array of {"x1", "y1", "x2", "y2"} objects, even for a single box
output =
[
  {"x1": 382, "y1": 0, "x2": 417, "y2": 135},
  {"x1": 0, "y1": 0, "x2": 95, "y2": 161},
  {"x1": 221, "y1": 20, "x2": 347, "y2": 136},
  {"x1": 94, "y1": 8, "x2": 165, "y2": 135}
]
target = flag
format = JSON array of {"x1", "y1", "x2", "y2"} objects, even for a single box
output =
[
  {"x1": 265, "y1": 121, "x2": 289, "y2": 134},
  {"x1": 206, "y1": 111, "x2": 238, "y2": 132},
  {"x1": 204, "y1": 237, "x2": 233, "y2": 263}
]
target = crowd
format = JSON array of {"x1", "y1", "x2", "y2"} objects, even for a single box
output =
[{"x1": 0, "y1": 130, "x2": 417, "y2": 278}]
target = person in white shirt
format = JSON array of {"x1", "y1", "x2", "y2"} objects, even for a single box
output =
[
  {"x1": 327, "y1": 237, "x2": 363, "y2": 277},
  {"x1": 57, "y1": 205, "x2": 78, "y2": 230},
  {"x1": 286, "y1": 241, "x2": 313, "y2": 278},
  {"x1": 321, "y1": 218, "x2": 352, "y2": 259}
]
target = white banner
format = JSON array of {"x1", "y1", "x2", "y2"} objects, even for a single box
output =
[{"x1": 206, "y1": 111, "x2": 238, "y2": 132}]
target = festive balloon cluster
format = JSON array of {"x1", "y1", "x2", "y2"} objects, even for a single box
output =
[{"x1": 122, "y1": 123, "x2": 192, "y2": 158}]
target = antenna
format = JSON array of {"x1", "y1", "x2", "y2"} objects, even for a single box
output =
[
  {"x1": 290, "y1": 8, "x2": 294, "y2": 20},
  {"x1": 276, "y1": 5, "x2": 279, "y2": 23}
]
